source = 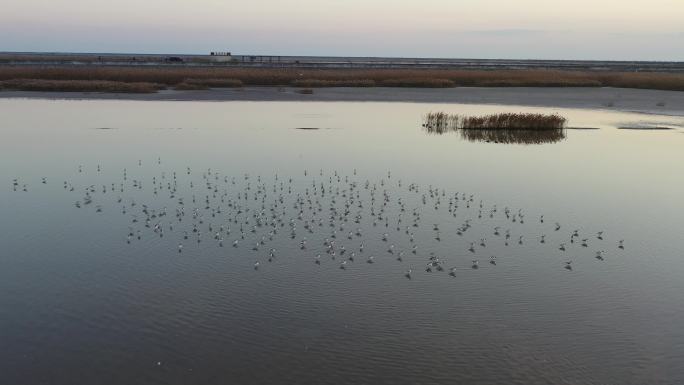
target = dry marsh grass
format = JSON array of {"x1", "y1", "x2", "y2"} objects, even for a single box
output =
[
  {"x1": 0, "y1": 66, "x2": 683, "y2": 91},
  {"x1": 183, "y1": 78, "x2": 243, "y2": 88},
  {"x1": 379, "y1": 78, "x2": 455, "y2": 88},
  {"x1": 173, "y1": 82, "x2": 209, "y2": 91},
  {"x1": 0, "y1": 79, "x2": 163, "y2": 93},
  {"x1": 291, "y1": 79, "x2": 376, "y2": 87},
  {"x1": 423, "y1": 112, "x2": 567, "y2": 131},
  {"x1": 422, "y1": 112, "x2": 568, "y2": 144},
  {"x1": 595, "y1": 72, "x2": 684, "y2": 91}
]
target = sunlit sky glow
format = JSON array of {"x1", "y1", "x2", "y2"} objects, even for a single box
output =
[{"x1": 1, "y1": 0, "x2": 683, "y2": 60}]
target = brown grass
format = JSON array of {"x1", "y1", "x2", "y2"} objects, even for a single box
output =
[
  {"x1": 380, "y1": 78, "x2": 455, "y2": 88},
  {"x1": 0, "y1": 79, "x2": 164, "y2": 93},
  {"x1": 173, "y1": 82, "x2": 209, "y2": 91},
  {"x1": 423, "y1": 112, "x2": 567, "y2": 131},
  {"x1": 291, "y1": 79, "x2": 376, "y2": 87},
  {"x1": 0, "y1": 66, "x2": 683, "y2": 91},
  {"x1": 423, "y1": 112, "x2": 568, "y2": 144},
  {"x1": 182, "y1": 78, "x2": 243, "y2": 87},
  {"x1": 595, "y1": 72, "x2": 684, "y2": 91}
]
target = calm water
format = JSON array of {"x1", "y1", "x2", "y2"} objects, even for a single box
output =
[{"x1": 1, "y1": 99, "x2": 684, "y2": 385}]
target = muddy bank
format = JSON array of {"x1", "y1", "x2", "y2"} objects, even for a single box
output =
[{"x1": 1, "y1": 86, "x2": 683, "y2": 116}]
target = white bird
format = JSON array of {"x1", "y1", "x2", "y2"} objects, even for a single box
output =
[{"x1": 596, "y1": 251, "x2": 605, "y2": 261}]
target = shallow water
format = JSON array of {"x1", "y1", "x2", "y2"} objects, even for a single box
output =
[{"x1": 1, "y1": 99, "x2": 683, "y2": 385}]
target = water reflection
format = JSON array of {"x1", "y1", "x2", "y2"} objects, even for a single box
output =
[{"x1": 459, "y1": 128, "x2": 566, "y2": 144}]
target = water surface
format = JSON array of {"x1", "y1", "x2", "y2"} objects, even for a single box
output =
[{"x1": 1, "y1": 99, "x2": 683, "y2": 385}]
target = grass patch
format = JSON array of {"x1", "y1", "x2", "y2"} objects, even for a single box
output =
[
  {"x1": 380, "y1": 78, "x2": 455, "y2": 88},
  {"x1": 291, "y1": 79, "x2": 376, "y2": 87},
  {"x1": 182, "y1": 78, "x2": 243, "y2": 88},
  {"x1": 423, "y1": 112, "x2": 566, "y2": 131},
  {"x1": 477, "y1": 79, "x2": 602, "y2": 87},
  {"x1": 173, "y1": 82, "x2": 209, "y2": 91},
  {"x1": 0, "y1": 79, "x2": 164, "y2": 93},
  {"x1": 422, "y1": 112, "x2": 567, "y2": 144},
  {"x1": 1, "y1": 66, "x2": 683, "y2": 91}
]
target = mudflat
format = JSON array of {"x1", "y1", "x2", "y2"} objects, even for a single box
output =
[{"x1": 1, "y1": 86, "x2": 682, "y2": 115}]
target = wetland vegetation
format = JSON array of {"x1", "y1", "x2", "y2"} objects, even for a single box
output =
[{"x1": 2, "y1": 66, "x2": 684, "y2": 92}]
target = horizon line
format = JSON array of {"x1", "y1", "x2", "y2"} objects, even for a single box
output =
[{"x1": 2, "y1": 51, "x2": 684, "y2": 64}]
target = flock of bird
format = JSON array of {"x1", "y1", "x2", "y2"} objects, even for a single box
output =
[{"x1": 11, "y1": 159, "x2": 626, "y2": 278}]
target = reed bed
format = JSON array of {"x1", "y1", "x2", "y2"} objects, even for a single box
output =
[
  {"x1": 0, "y1": 79, "x2": 163, "y2": 93},
  {"x1": 379, "y1": 78, "x2": 455, "y2": 88},
  {"x1": 1, "y1": 66, "x2": 683, "y2": 91},
  {"x1": 423, "y1": 112, "x2": 567, "y2": 131},
  {"x1": 422, "y1": 111, "x2": 567, "y2": 144},
  {"x1": 173, "y1": 82, "x2": 209, "y2": 91},
  {"x1": 174, "y1": 78, "x2": 243, "y2": 90},
  {"x1": 182, "y1": 78, "x2": 243, "y2": 88},
  {"x1": 291, "y1": 79, "x2": 376, "y2": 87}
]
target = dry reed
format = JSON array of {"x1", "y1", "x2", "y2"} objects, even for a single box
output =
[
  {"x1": 291, "y1": 79, "x2": 376, "y2": 87},
  {"x1": 422, "y1": 111, "x2": 567, "y2": 144},
  {"x1": 1, "y1": 66, "x2": 683, "y2": 91},
  {"x1": 423, "y1": 112, "x2": 566, "y2": 131},
  {"x1": 173, "y1": 82, "x2": 209, "y2": 91},
  {"x1": 182, "y1": 78, "x2": 243, "y2": 88},
  {"x1": 380, "y1": 78, "x2": 455, "y2": 88},
  {"x1": 0, "y1": 79, "x2": 163, "y2": 93}
]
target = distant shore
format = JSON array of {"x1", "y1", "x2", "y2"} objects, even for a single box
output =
[
  {"x1": 3, "y1": 52, "x2": 684, "y2": 72},
  {"x1": 2, "y1": 66, "x2": 684, "y2": 92},
  {"x1": 1, "y1": 86, "x2": 683, "y2": 116}
]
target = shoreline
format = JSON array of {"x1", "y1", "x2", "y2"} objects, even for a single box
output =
[{"x1": 1, "y1": 86, "x2": 683, "y2": 116}]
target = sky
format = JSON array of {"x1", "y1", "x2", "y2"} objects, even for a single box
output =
[{"x1": 1, "y1": 0, "x2": 683, "y2": 60}]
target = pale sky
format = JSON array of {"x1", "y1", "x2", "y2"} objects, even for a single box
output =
[{"x1": 1, "y1": 0, "x2": 683, "y2": 60}]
